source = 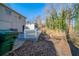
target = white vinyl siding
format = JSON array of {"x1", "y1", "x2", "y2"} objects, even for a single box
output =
[{"x1": 0, "y1": 4, "x2": 26, "y2": 32}]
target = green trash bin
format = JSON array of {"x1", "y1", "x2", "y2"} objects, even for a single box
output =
[
  {"x1": 0, "y1": 30, "x2": 18, "y2": 42},
  {"x1": 0, "y1": 30, "x2": 18, "y2": 55},
  {"x1": 0, "y1": 40, "x2": 11, "y2": 55}
]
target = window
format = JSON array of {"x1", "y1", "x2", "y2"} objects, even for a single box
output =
[
  {"x1": 5, "y1": 8, "x2": 12, "y2": 15},
  {"x1": 19, "y1": 16, "x2": 22, "y2": 19},
  {"x1": 0, "y1": 6, "x2": 3, "y2": 14}
]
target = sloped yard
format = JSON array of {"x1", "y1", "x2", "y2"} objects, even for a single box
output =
[{"x1": 7, "y1": 29, "x2": 79, "y2": 56}]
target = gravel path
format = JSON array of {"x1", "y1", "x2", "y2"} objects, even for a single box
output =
[{"x1": 7, "y1": 33, "x2": 57, "y2": 56}]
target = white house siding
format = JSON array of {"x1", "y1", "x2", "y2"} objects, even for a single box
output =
[
  {"x1": 0, "y1": 4, "x2": 26, "y2": 32},
  {"x1": 0, "y1": 21, "x2": 11, "y2": 30}
]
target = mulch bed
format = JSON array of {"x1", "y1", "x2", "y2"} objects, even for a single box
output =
[{"x1": 7, "y1": 33, "x2": 57, "y2": 56}]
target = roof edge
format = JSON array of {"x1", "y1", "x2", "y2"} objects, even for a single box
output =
[{"x1": 0, "y1": 3, "x2": 26, "y2": 19}]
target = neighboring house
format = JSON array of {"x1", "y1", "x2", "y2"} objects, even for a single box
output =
[
  {"x1": 0, "y1": 4, "x2": 26, "y2": 32},
  {"x1": 25, "y1": 23, "x2": 35, "y2": 30},
  {"x1": 24, "y1": 23, "x2": 40, "y2": 41}
]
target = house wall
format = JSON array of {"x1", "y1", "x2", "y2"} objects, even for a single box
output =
[{"x1": 0, "y1": 4, "x2": 26, "y2": 32}]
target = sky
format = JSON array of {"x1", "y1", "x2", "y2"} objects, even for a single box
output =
[
  {"x1": 5, "y1": 3, "x2": 46, "y2": 22},
  {"x1": 5, "y1": 3, "x2": 70, "y2": 23}
]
